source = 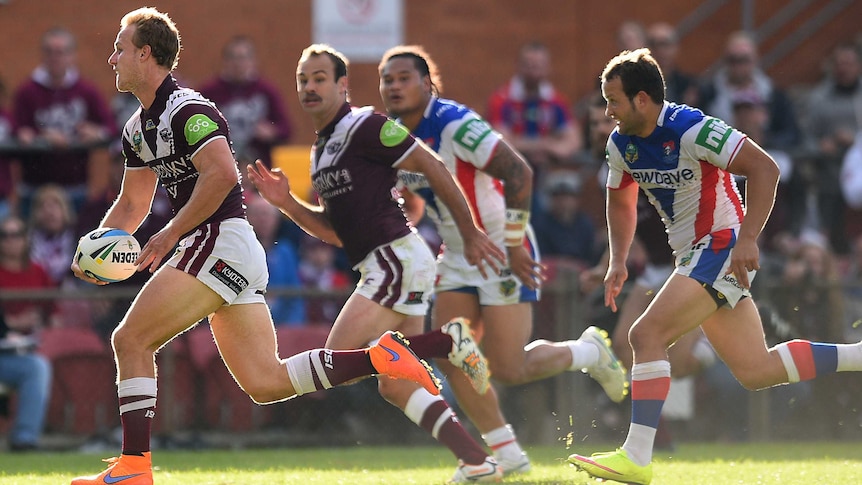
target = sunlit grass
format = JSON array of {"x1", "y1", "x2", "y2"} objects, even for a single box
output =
[{"x1": 1, "y1": 442, "x2": 861, "y2": 484}]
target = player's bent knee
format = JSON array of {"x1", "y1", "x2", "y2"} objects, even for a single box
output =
[
  {"x1": 242, "y1": 381, "x2": 288, "y2": 404},
  {"x1": 731, "y1": 368, "x2": 777, "y2": 391}
]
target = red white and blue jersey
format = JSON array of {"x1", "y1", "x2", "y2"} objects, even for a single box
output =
[
  {"x1": 396, "y1": 97, "x2": 506, "y2": 254},
  {"x1": 606, "y1": 102, "x2": 747, "y2": 254},
  {"x1": 486, "y1": 77, "x2": 572, "y2": 138},
  {"x1": 122, "y1": 76, "x2": 245, "y2": 230}
]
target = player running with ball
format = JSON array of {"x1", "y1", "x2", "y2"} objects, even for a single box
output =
[{"x1": 70, "y1": 9, "x2": 439, "y2": 484}]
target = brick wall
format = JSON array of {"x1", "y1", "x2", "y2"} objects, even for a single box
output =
[{"x1": 1, "y1": 0, "x2": 859, "y2": 144}]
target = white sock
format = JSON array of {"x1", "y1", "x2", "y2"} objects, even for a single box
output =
[
  {"x1": 622, "y1": 423, "x2": 658, "y2": 466},
  {"x1": 482, "y1": 424, "x2": 523, "y2": 459},
  {"x1": 837, "y1": 341, "x2": 862, "y2": 371},
  {"x1": 566, "y1": 339, "x2": 600, "y2": 371},
  {"x1": 284, "y1": 351, "x2": 317, "y2": 396}
]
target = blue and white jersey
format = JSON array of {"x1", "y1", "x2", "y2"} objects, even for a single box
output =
[
  {"x1": 397, "y1": 97, "x2": 506, "y2": 254},
  {"x1": 606, "y1": 102, "x2": 747, "y2": 254}
]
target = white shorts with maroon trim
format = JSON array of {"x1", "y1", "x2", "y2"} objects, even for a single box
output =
[
  {"x1": 167, "y1": 217, "x2": 268, "y2": 305},
  {"x1": 353, "y1": 232, "x2": 435, "y2": 316}
]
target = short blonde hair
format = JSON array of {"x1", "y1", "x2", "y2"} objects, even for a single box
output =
[{"x1": 121, "y1": 7, "x2": 181, "y2": 70}]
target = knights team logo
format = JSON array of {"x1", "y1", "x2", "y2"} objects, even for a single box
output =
[
  {"x1": 663, "y1": 140, "x2": 675, "y2": 156},
  {"x1": 624, "y1": 143, "x2": 638, "y2": 164}
]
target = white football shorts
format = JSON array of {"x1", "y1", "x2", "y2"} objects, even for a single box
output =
[
  {"x1": 167, "y1": 217, "x2": 268, "y2": 305},
  {"x1": 353, "y1": 232, "x2": 436, "y2": 316},
  {"x1": 435, "y1": 226, "x2": 540, "y2": 306}
]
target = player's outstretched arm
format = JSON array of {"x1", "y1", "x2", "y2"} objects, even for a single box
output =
[
  {"x1": 399, "y1": 146, "x2": 505, "y2": 278},
  {"x1": 246, "y1": 160, "x2": 342, "y2": 246}
]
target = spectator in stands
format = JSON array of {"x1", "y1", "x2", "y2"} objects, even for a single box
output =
[
  {"x1": 730, "y1": 91, "x2": 800, "y2": 247},
  {"x1": 803, "y1": 42, "x2": 862, "y2": 253},
  {"x1": 646, "y1": 22, "x2": 698, "y2": 105},
  {"x1": 27, "y1": 184, "x2": 77, "y2": 287},
  {"x1": 297, "y1": 234, "x2": 352, "y2": 325},
  {"x1": 0, "y1": 76, "x2": 16, "y2": 219},
  {"x1": 616, "y1": 20, "x2": 647, "y2": 51},
  {"x1": 698, "y1": 31, "x2": 800, "y2": 150},
  {"x1": 0, "y1": 215, "x2": 53, "y2": 451},
  {"x1": 486, "y1": 41, "x2": 582, "y2": 211},
  {"x1": 531, "y1": 170, "x2": 597, "y2": 268},
  {"x1": 245, "y1": 193, "x2": 305, "y2": 326},
  {"x1": 11, "y1": 27, "x2": 116, "y2": 215},
  {"x1": 199, "y1": 35, "x2": 292, "y2": 167}
]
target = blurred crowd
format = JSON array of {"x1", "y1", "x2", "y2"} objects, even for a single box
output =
[{"x1": 2, "y1": 21, "x2": 862, "y2": 451}]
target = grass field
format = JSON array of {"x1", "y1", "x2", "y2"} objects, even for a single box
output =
[{"x1": 1, "y1": 442, "x2": 861, "y2": 484}]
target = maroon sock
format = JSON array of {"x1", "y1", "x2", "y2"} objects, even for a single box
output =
[
  {"x1": 312, "y1": 349, "x2": 376, "y2": 387},
  {"x1": 420, "y1": 399, "x2": 488, "y2": 465},
  {"x1": 119, "y1": 396, "x2": 155, "y2": 455},
  {"x1": 405, "y1": 329, "x2": 452, "y2": 361}
]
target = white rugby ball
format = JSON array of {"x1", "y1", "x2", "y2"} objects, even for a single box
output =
[{"x1": 76, "y1": 228, "x2": 141, "y2": 282}]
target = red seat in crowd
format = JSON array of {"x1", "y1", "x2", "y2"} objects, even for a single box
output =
[{"x1": 39, "y1": 327, "x2": 118, "y2": 435}]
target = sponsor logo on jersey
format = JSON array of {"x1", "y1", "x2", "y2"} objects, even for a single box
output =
[
  {"x1": 624, "y1": 143, "x2": 638, "y2": 164},
  {"x1": 209, "y1": 258, "x2": 249, "y2": 295},
  {"x1": 132, "y1": 130, "x2": 143, "y2": 154},
  {"x1": 695, "y1": 118, "x2": 732, "y2": 154},
  {"x1": 630, "y1": 168, "x2": 695, "y2": 185},
  {"x1": 380, "y1": 119, "x2": 411, "y2": 147},
  {"x1": 312, "y1": 168, "x2": 354, "y2": 199},
  {"x1": 184, "y1": 114, "x2": 218, "y2": 145},
  {"x1": 405, "y1": 291, "x2": 424, "y2": 304},
  {"x1": 454, "y1": 118, "x2": 492, "y2": 152}
]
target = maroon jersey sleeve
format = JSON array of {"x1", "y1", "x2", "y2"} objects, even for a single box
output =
[{"x1": 355, "y1": 112, "x2": 417, "y2": 167}]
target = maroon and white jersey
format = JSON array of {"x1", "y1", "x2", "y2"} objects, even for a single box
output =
[
  {"x1": 122, "y1": 76, "x2": 244, "y2": 230},
  {"x1": 311, "y1": 103, "x2": 418, "y2": 266}
]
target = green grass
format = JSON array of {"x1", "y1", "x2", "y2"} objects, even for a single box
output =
[{"x1": 1, "y1": 442, "x2": 861, "y2": 484}]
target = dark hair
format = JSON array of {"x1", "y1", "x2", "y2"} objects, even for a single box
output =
[
  {"x1": 601, "y1": 48, "x2": 665, "y2": 104},
  {"x1": 299, "y1": 44, "x2": 349, "y2": 81},
  {"x1": 378, "y1": 45, "x2": 443, "y2": 95},
  {"x1": 121, "y1": 7, "x2": 181, "y2": 70}
]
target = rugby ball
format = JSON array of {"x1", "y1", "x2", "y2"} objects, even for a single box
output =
[{"x1": 76, "y1": 228, "x2": 141, "y2": 282}]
